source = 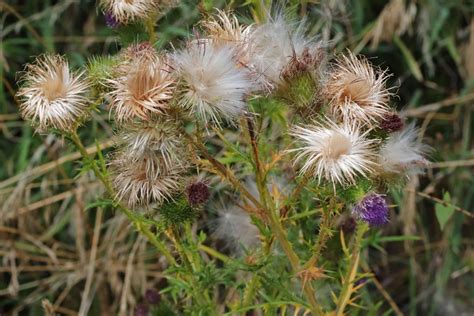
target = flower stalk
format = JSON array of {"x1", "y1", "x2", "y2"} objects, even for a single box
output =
[
  {"x1": 335, "y1": 221, "x2": 369, "y2": 316},
  {"x1": 245, "y1": 117, "x2": 324, "y2": 316}
]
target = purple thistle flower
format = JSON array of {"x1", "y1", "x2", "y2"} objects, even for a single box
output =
[
  {"x1": 134, "y1": 303, "x2": 149, "y2": 316},
  {"x1": 186, "y1": 181, "x2": 210, "y2": 206},
  {"x1": 104, "y1": 11, "x2": 120, "y2": 29},
  {"x1": 380, "y1": 113, "x2": 404, "y2": 133},
  {"x1": 144, "y1": 288, "x2": 160, "y2": 305},
  {"x1": 353, "y1": 193, "x2": 390, "y2": 226}
]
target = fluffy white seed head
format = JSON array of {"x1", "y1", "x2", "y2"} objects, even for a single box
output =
[
  {"x1": 248, "y1": 15, "x2": 318, "y2": 88},
  {"x1": 16, "y1": 54, "x2": 90, "y2": 132},
  {"x1": 110, "y1": 156, "x2": 182, "y2": 208},
  {"x1": 106, "y1": 53, "x2": 175, "y2": 124},
  {"x1": 173, "y1": 41, "x2": 253, "y2": 126},
  {"x1": 210, "y1": 206, "x2": 260, "y2": 255},
  {"x1": 378, "y1": 124, "x2": 430, "y2": 175},
  {"x1": 290, "y1": 120, "x2": 377, "y2": 186},
  {"x1": 100, "y1": 0, "x2": 159, "y2": 24},
  {"x1": 326, "y1": 52, "x2": 392, "y2": 126}
]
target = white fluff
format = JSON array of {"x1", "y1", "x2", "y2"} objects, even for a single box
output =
[
  {"x1": 378, "y1": 124, "x2": 429, "y2": 174},
  {"x1": 249, "y1": 15, "x2": 315, "y2": 87},
  {"x1": 173, "y1": 41, "x2": 253, "y2": 126},
  {"x1": 211, "y1": 206, "x2": 260, "y2": 255},
  {"x1": 290, "y1": 120, "x2": 377, "y2": 186}
]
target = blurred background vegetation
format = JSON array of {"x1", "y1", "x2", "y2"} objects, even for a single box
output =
[{"x1": 1, "y1": 0, "x2": 473, "y2": 315}]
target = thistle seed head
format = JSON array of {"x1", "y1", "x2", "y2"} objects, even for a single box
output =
[{"x1": 16, "y1": 54, "x2": 90, "y2": 132}]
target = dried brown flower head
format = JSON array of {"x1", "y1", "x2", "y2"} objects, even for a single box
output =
[
  {"x1": 201, "y1": 10, "x2": 253, "y2": 64},
  {"x1": 117, "y1": 120, "x2": 188, "y2": 175},
  {"x1": 121, "y1": 42, "x2": 156, "y2": 62},
  {"x1": 100, "y1": 0, "x2": 159, "y2": 24},
  {"x1": 16, "y1": 54, "x2": 90, "y2": 132},
  {"x1": 326, "y1": 52, "x2": 392, "y2": 126},
  {"x1": 111, "y1": 156, "x2": 183, "y2": 207},
  {"x1": 107, "y1": 54, "x2": 175, "y2": 124}
]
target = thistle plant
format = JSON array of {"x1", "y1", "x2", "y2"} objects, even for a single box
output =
[{"x1": 15, "y1": 4, "x2": 430, "y2": 315}]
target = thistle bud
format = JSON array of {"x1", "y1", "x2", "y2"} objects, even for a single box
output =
[
  {"x1": 160, "y1": 196, "x2": 198, "y2": 226},
  {"x1": 281, "y1": 47, "x2": 325, "y2": 82},
  {"x1": 353, "y1": 193, "x2": 390, "y2": 226}
]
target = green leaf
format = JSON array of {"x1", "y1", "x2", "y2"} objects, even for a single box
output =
[{"x1": 435, "y1": 192, "x2": 455, "y2": 231}]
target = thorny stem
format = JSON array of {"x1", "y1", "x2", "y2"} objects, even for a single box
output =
[
  {"x1": 265, "y1": 199, "x2": 324, "y2": 316},
  {"x1": 167, "y1": 228, "x2": 217, "y2": 314},
  {"x1": 304, "y1": 197, "x2": 338, "y2": 269},
  {"x1": 244, "y1": 117, "x2": 324, "y2": 316},
  {"x1": 242, "y1": 274, "x2": 260, "y2": 308},
  {"x1": 335, "y1": 222, "x2": 369, "y2": 316},
  {"x1": 67, "y1": 131, "x2": 176, "y2": 265},
  {"x1": 182, "y1": 118, "x2": 323, "y2": 314},
  {"x1": 241, "y1": 223, "x2": 274, "y2": 310}
]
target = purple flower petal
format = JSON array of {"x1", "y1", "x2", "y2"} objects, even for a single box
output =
[{"x1": 353, "y1": 193, "x2": 390, "y2": 226}]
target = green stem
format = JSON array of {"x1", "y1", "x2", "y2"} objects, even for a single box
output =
[
  {"x1": 198, "y1": 244, "x2": 231, "y2": 263},
  {"x1": 304, "y1": 198, "x2": 338, "y2": 269},
  {"x1": 138, "y1": 222, "x2": 176, "y2": 265},
  {"x1": 169, "y1": 228, "x2": 217, "y2": 315},
  {"x1": 244, "y1": 118, "x2": 323, "y2": 316},
  {"x1": 242, "y1": 274, "x2": 260, "y2": 308},
  {"x1": 266, "y1": 204, "x2": 323, "y2": 315},
  {"x1": 145, "y1": 17, "x2": 156, "y2": 43},
  {"x1": 68, "y1": 131, "x2": 175, "y2": 264},
  {"x1": 335, "y1": 222, "x2": 369, "y2": 316}
]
